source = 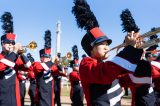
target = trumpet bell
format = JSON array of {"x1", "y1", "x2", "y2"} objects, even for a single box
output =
[
  {"x1": 27, "y1": 41, "x2": 37, "y2": 50},
  {"x1": 66, "y1": 52, "x2": 72, "y2": 59},
  {"x1": 18, "y1": 41, "x2": 37, "y2": 54}
]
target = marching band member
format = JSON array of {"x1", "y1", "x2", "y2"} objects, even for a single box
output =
[
  {"x1": 145, "y1": 32, "x2": 160, "y2": 106},
  {"x1": 152, "y1": 54, "x2": 160, "y2": 106},
  {"x1": 32, "y1": 30, "x2": 66, "y2": 106},
  {"x1": 118, "y1": 59, "x2": 153, "y2": 106},
  {"x1": 32, "y1": 30, "x2": 54, "y2": 106},
  {"x1": 118, "y1": 9, "x2": 154, "y2": 106},
  {"x1": 119, "y1": 30, "x2": 160, "y2": 106},
  {"x1": 17, "y1": 65, "x2": 28, "y2": 106},
  {"x1": 53, "y1": 53, "x2": 63, "y2": 106},
  {"x1": 27, "y1": 53, "x2": 37, "y2": 106},
  {"x1": 0, "y1": 12, "x2": 32, "y2": 106},
  {"x1": 72, "y1": 0, "x2": 144, "y2": 106},
  {"x1": 69, "y1": 45, "x2": 84, "y2": 106},
  {"x1": 132, "y1": 29, "x2": 160, "y2": 106}
]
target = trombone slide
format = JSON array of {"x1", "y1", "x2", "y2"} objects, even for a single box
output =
[{"x1": 109, "y1": 27, "x2": 160, "y2": 52}]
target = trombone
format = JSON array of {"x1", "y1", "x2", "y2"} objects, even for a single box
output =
[
  {"x1": 145, "y1": 49, "x2": 160, "y2": 54},
  {"x1": 109, "y1": 27, "x2": 160, "y2": 52}
]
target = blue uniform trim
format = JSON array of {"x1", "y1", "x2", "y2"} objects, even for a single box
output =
[
  {"x1": 21, "y1": 54, "x2": 30, "y2": 64},
  {"x1": 91, "y1": 36, "x2": 112, "y2": 46},
  {"x1": 110, "y1": 56, "x2": 137, "y2": 72},
  {"x1": 5, "y1": 52, "x2": 17, "y2": 62}
]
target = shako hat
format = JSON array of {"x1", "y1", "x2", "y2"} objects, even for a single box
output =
[
  {"x1": 70, "y1": 45, "x2": 79, "y2": 67},
  {"x1": 1, "y1": 12, "x2": 16, "y2": 45},
  {"x1": 120, "y1": 9, "x2": 140, "y2": 33},
  {"x1": 39, "y1": 30, "x2": 52, "y2": 58},
  {"x1": 72, "y1": 0, "x2": 112, "y2": 56}
]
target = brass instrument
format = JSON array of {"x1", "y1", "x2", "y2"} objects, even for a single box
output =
[
  {"x1": 60, "y1": 52, "x2": 72, "y2": 67},
  {"x1": 18, "y1": 41, "x2": 37, "y2": 53},
  {"x1": 109, "y1": 27, "x2": 160, "y2": 52},
  {"x1": 24, "y1": 41, "x2": 37, "y2": 50},
  {"x1": 66, "y1": 52, "x2": 72, "y2": 59},
  {"x1": 145, "y1": 49, "x2": 160, "y2": 54}
]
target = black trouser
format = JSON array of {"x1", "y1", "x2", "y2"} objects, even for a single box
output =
[
  {"x1": 54, "y1": 78, "x2": 61, "y2": 106},
  {"x1": 19, "y1": 81, "x2": 26, "y2": 106},
  {"x1": 29, "y1": 80, "x2": 37, "y2": 106},
  {"x1": 154, "y1": 89, "x2": 160, "y2": 106},
  {"x1": 135, "y1": 85, "x2": 155, "y2": 106},
  {"x1": 37, "y1": 74, "x2": 53, "y2": 106},
  {"x1": 71, "y1": 85, "x2": 84, "y2": 106}
]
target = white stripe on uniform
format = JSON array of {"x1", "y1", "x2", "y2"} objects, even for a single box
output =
[
  {"x1": 40, "y1": 63, "x2": 49, "y2": 70},
  {"x1": 129, "y1": 74, "x2": 152, "y2": 84},
  {"x1": 107, "y1": 83, "x2": 121, "y2": 94},
  {"x1": 0, "y1": 58, "x2": 15, "y2": 67},
  {"x1": 110, "y1": 56, "x2": 137, "y2": 72},
  {"x1": 24, "y1": 61, "x2": 32, "y2": 68},
  {"x1": 151, "y1": 61, "x2": 160, "y2": 69},
  {"x1": 5, "y1": 70, "x2": 16, "y2": 79},
  {"x1": 109, "y1": 90, "x2": 124, "y2": 106}
]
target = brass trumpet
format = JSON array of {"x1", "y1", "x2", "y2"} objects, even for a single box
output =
[
  {"x1": 18, "y1": 41, "x2": 37, "y2": 53},
  {"x1": 109, "y1": 27, "x2": 160, "y2": 52},
  {"x1": 23, "y1": 41, "x2": 37, "y2": 50}
]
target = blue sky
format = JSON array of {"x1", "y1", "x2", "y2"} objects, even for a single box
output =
[{"x1": 0, "y1": 0, "x2": 160, "y2": 61}]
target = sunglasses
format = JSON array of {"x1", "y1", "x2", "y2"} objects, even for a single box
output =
[
  {"x1": 149, "y1": 54, "x2": 158, "y2": 58},
  {"x1": 3, "y1": 40, "x2": 15, "y2": 45}
]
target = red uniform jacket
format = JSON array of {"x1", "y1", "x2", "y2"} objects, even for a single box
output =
[
  {"x1": 0, "y1": 52, "x2": 32, "y2": 106},
  {"x1": 69, "y1": 70, "x2": 81, "y2": 97},
  {"x1": 79, "y1": 46, "x2": 144, "y2": 106}
]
